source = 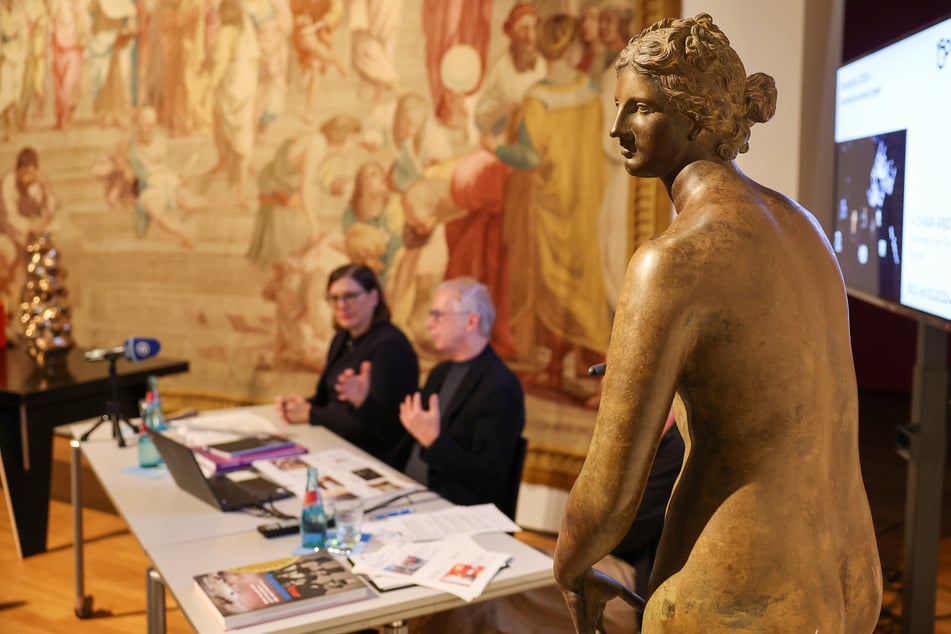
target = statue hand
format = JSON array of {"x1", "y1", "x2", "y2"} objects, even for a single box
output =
[{"x1": 561, "y1": 567, "x2": 645, "y2": 634}]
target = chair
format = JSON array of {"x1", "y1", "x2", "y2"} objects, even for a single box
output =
[{"x1": 500, "y1": 436, "x2": 528, "y2": 520}]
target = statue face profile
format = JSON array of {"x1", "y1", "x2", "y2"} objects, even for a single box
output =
[{"x1": 611, "y1": 70, "x2": 693, "y2": 181}]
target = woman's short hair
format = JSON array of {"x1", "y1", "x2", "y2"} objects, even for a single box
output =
[
  {"x1": 616, "y1": 13, "x2": 777, "y2": 160},
  {"x1": 326, "y1": 263, "x2": 391, "y2": 326},
  {"x1": 438, "y1": 277, "x2": 495, "y2": 338}
]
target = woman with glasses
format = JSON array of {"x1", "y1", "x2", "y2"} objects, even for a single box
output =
[{"x1": 275, "y1": 263, "x2": 419, "y2": 467}]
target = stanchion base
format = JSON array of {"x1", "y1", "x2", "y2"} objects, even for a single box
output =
[
  {"x1": 74, "y1": 595, "x2": 93, "y2": 618},
  {"x1": 74, "y1": 595, "x2": 113, "y2": 619}
]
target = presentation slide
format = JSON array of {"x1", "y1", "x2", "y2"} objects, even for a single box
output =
[{"x1": 833, "y1": 16, "x2": 951, "y2": 323}]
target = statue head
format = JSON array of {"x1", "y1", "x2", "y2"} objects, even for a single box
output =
[{"x1": 616, "y1": 13, "x2": 777, "y2": 160}]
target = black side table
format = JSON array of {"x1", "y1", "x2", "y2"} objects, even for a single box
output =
[{"x1": 0, "y1": 346, "x2": 189, "y2": 558}]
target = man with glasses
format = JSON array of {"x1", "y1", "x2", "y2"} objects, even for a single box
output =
[{"x1": 397, "y1": 277, "x2": 525, "y2": 515}]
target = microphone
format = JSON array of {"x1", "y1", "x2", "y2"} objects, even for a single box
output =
[{"x1": 85, "y1": 337, "x2": 162, "y2": 363}]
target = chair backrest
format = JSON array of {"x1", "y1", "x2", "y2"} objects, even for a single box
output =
[{"x1": 501, "y1": 436, "x2": 528, "y2": 520}]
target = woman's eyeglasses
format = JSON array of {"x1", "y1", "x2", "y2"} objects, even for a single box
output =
[{"x1": 326, "y1": 290, "x2": 367, "y2": 306}]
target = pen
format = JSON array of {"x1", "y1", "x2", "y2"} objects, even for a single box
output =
[{"x1": 372, "y1": 507, "x2": 414, "y2": 521}]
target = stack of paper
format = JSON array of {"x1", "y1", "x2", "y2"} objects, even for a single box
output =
[
  {"x1": 350, "y1": 504, "x2": 522, "y2": 600},
  {"x1": 173, "y1": 411, "x2": 280, "y2": 447}
]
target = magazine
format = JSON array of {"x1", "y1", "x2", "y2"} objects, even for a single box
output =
[
  {"x1": 252, "y1": 447, "x2": 424, "y2": 509},
  {"x1": 192, "y1": 551, "x2": 373, "y2": 629}
]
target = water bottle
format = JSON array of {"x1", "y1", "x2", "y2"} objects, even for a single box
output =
[
  {"x1": 137, "y1": 422, "x2": 161, "y2": 468},
  {"x1": 147, "y1": 376, "x2": 167, "y2": 430},
  {"x1": 301, "y1": 466, "x2": 327, "y2": 549}
]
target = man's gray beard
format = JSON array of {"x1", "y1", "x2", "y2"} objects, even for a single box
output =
[{"x1": 510, "y1": 44, "x2": 538, "y2": 73}]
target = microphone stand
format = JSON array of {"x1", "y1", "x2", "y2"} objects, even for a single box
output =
[{"x1": 79, "y1": 352, "x2": 139, "y2": 447}]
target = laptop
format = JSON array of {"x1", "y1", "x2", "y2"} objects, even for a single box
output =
[{"x1": 148, "y1": 429, "x2": 293, "y2": 511}]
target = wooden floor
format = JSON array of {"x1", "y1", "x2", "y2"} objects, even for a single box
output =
[{"x1": 1, "y1": 389, "x2": 950, "y2": 633}]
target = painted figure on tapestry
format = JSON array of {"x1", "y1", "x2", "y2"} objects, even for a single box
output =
[
  {"x1": 156, "y1": 0, "x2": 210, "y2": 136},
  {"x1": 342, "y1": 161, "x2": 400, "y2": 281},
  {"x1": 108, "y1": 106, "x2": 203, "y2": 248},
  {"x1": 88, "y1": 0, "x2": 138, "y2": 127},
  {"x1": 553, "y1": 14, "x2": 883, "y2": 633},
  {"x1": 291, "y1": 0, "x2": 345, "y2": 125},
  {"x1": 0, "y1": 0, "x2": 28, "y2": 142},
  {"x1": 496, "y1": 13, "x2": 610, "y2": 388},
  {"x1": 348, "y1": 0, "x2": 402, "y2": 103},
  {"x1": 474, "y1": 2, "x2": 545, "y2": 145},
  {"x1": 246, "y1": 114, "x2": 361, "y2": 269},
  {"x1": 0, "y1": 147, "x2": 57, "y2": 302},
  {"x1": 207, "y1": 0, "x2": 259, "y2": 202},
  {"x1": 49, "y1": 0, "x2": 90, "y2": 130},
  {"x1": 247, "y1": 0, "x2": 292, "y2": 136},
  {"x1": 16, "y1": 0, "x2": 51, "y2": 128}
]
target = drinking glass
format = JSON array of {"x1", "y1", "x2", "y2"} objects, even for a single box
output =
[{"x1": 329, "y1": 498, "x2": 364, "y2": 554}]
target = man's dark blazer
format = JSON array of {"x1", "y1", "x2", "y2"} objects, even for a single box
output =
[{"x1": 399, "y1": 343, "x2": 525, "y2": 511}]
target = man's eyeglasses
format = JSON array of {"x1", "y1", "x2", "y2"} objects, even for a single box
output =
[
  {"x1": 326, "y1": 290, "x2": 367, "y2": 306},
  {"x1": 428, "y1": 309, "x2": 468, "y2": 322}
]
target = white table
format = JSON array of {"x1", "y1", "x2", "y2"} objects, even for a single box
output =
[{"x1": 67, "y1": 405, "x2": 555, "y2": 633}]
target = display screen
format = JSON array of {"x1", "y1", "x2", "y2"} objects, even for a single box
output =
[{"x1": 832, "y1": 14, "x2": 951, "y2": 325}]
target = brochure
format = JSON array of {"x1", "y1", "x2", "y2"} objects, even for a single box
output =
[{"x1": 349, "y1": 534, "x2": 511, "y2": 602}]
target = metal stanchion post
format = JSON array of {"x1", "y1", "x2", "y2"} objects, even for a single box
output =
[
  {"x1": 146, "y1": 567, "x2": 167, "y2": 634},
  {"x1": 71, "y1": 438, "x2": 94, "y2": 618}
]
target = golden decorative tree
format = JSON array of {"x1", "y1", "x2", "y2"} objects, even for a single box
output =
[{"x1": 18, "y1": 232, "x2": 75, "y2": 370}]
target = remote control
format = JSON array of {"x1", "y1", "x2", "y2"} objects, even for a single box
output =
[{"x1": 257, "y1": 520, "x2": 300, "y2": 538}]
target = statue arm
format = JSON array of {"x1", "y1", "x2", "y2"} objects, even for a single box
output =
[{"x1": 554, "y1": 240, "x2": 694, "y2": 608}]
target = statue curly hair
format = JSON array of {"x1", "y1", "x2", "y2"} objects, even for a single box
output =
[{"x1": 616, "y1": 13, "x2": 777, "y2": 160}]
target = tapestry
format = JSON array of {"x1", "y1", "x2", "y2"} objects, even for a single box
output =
[{"x1": 0, "y1": 0, "x2": 676, "y2": 489}]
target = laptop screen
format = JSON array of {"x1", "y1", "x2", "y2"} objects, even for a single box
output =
[{"x1": 148, "y1": 429, "x2": 291, "y2": 511}]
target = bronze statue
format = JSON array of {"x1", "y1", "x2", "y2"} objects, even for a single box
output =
[{"x1": 553, "y1": 13, "x2": 882, "y2": 633}]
